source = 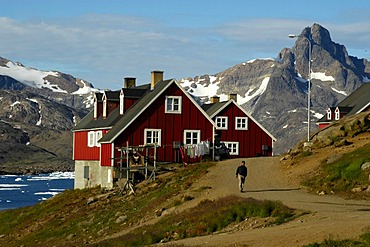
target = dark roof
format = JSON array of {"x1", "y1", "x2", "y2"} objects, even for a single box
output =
[
  {"x1": 122, "y1": 87, "x2": 148, "y2": 98},
  {"x1": 73, "y1": 85, "x2": 153, "y2": 131},
  {"x1": 99, "y1": 79, "x2": 175, "y2": 143},
  {"x1": 95, "y1": 92, "x2": 103, "y2": 102},
  {"x1": 201, "y1": 102, "x2": 228, "y2": 117},
  {"x1": 337, "y1": 82, "x2": 370, "y2": 115},
  {"x1": 72, "y1": 107, "x2": 121, "y2": 131}
]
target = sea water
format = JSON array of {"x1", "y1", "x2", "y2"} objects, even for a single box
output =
[{"x1": 0, "y1": 172, "x2": 74, "y2": 211}]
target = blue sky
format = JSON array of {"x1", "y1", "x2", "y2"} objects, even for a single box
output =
[{"x1": 1, "y1": 0, "x2": 370, "y2": 89}]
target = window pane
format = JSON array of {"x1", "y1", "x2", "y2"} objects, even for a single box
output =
[
  {"x1": 167, "y1": 98, "x2": 173, "y2": 111},
  {"x1": 173, "y1": 98, "x2": 179, "y2": 111}
]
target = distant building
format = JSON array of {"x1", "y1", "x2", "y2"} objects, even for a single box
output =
[
  {"x1": 72, "y1": 71, "x2": 276, "y2": 189},
  {"x1": 317, "y1": 83, "x2": 370, "y2": 129}
]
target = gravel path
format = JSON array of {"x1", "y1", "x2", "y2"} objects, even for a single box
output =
[{"x1": 157, "y1": 157, "x2": 370, "y2": 247}]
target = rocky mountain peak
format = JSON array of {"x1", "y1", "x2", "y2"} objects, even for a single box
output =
[{"x1": 182, "y1": 23, "x2": 370, "y2": 154}]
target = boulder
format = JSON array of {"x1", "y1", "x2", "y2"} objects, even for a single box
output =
[{"x1": 361, "y1": 162, "x2": 370, "y2": 171}]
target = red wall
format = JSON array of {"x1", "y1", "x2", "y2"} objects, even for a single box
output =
[
  {"x1": 318, "y1": 123, "x2": 329, "y2": 129},
  {"x1": 215, "y1": 103, "x2": 273, "y2": 157},
  {"x1": 73, "y1": 131, "x2": 100, "y2": 160},
  {"x1": 100, "y1": 143, "x2": 113, "y2": 166},
  {"x1": 114, "y1": 83, "x2": 214, "y2": 162},
  {"x1": 73, "y1": 129, "x2": 109, "y2": 161}
]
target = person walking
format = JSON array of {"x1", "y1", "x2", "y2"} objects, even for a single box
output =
[{"x1": 236, "y1": 160, "x2": 248, "y2": 192}]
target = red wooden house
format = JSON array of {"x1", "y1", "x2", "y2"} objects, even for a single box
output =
[
  {"x1": 202, "y1": 94, "x2": 276, "y2": 158},
  {"x1": 317, "y1": 82, "x2": 370, "y2": 129},
  {"x1": 72, "y1": 71, "x2": 276, "y2": 189}
]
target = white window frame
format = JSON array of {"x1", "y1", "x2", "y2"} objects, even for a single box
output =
[
  {"x1": 215, "y1": 116, "x2": 228, "y2": 130},
  {"x1": 103, "y1": 97, "x2": 107, "y2": 118},
  {"x1": 235, "y1": 117, "x2": 248, "y2": 130},
  {"x1": 334, "y1": 108, "x2": 340, "y2": 120},
  {"x1": 327, "y1": 109, "x2": 332, "y2": 120},
  {"x1": 119, "y1": 92, "x2": 124, "y2": 115},
  {"x1": 144, "y1": 129, "x2": 162, "y2": 146},
  {"x1": 88, "y1": 131, "x2": 103, "y2": 147},
  {"x1": 95, "y1": 130, "x2": 103, "y2": 147},
  {"x1": 223, "y1": 141, "x2": 239, "y2": 155},
  {"x1": 183, "y1": 130, "x2": 201, "y2": 145},
  {"x1": 165, "y1": 96, "x2": 182, "y2": 114},
  {"x1": 88, "y1": 131, "x2": 95, "y2": 147},
  {"x1": 93, "y1": 98, "x2": 98, "y2": 119}
]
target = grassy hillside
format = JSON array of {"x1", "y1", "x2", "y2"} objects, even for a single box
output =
[
  {"x1": 283, "y1": 110, "x2": 370, "y2": 199},
  {"x1": 0, "y1": 162, "x2": 296, "y2": 247}
]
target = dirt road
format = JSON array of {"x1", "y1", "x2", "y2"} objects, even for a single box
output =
[{"x1": 158, "y1": 157, "x2": 370, "y2": 247}]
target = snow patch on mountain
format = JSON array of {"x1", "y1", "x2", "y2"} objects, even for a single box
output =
[
  {"x1": 0, "y1": 61, "x2": 68, "y2": 93},
  {"x1": 239, "y1": 77, "x2": 270, "y2": 105},
  {"x1": 72, "y1": 80, "x2": 99, "y2": 95},
  {"x1": 311, "y1": 110, "x2": 324, "y2": 119},
  {"x1": 311, "y1": 72, "x2": 335, "y2": 81},
  {"x1": 180, "y1": 76, "x2": 228, "y2": 102},
  {"x1": 331, "y1": 87, "x2": 347, "y2": 96}
]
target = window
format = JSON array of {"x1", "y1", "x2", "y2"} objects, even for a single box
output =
[
  {"x1": 88, "y1": 131, "x2": 95, "y2": 147},
  {"x1": 235, "y1": 117, "x2": 248, "y2": 130},
  {"x1": 327, "y1": 109, "x2": 332, "y2": 120},
  {"x1": 96, "y1": 131, "x2": 103, "y2": 147},
  {"x1": 83, "y1": 166, "x2": 89, "y2": 179},
  {"x1": 165, "y1": 96, "x2": 182, "y2": 114},
  {"x1": 334, "y1": 108, "x2": 340, "y2": 120},
  {"x1": 184, "y1": 130, "x2": 200, "y2": 145},
  {"x1": 144, "y1": 129, "x2": 161, "y2": 145},
  {"x1": 215, "y1": 116, "x2": 228, "y2": 129},
  {"x1": 223, "y1": 142, "x2": 239, "y2": 155},
  {"x1": 88, "y1": 131, "x2": 103, "y2": 147}
]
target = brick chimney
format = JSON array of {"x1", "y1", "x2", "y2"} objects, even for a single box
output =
[
  {"x1": 151, "y1": 70, "x2": 164, "y2": 90},
  {"x1": 124, "y1": 77, "x2": 136, "y2": 88},
  {"x1": 228, "y1": 93, "x2": 237, "y2": 102},
  {"x1": 210, "y1": 96, "x2": 220, "y2": 103}
]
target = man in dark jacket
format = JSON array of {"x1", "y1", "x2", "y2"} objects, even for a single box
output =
[{"x1": 235, "y1": 160, "x2": 248, "y2": 192}]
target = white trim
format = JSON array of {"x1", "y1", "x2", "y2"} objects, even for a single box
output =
[
  {"x1": 334, "y1": 107, "x2": 340, "y2": 120},
  {"x1": 72, "y1": 132, "x2": 75, "y2": 160},
  {"x1": 165, "y1": 95, "x2": 182, "y2": 114},
  {"x1": 96, "y1": 130, "x2": 103, "y2": 147},
  {"x1": 208, "y1": 99, "x2": 276, "y2": 141},
  {"x1": 223, "y1": 141, "x2": 239, "y2": 155},
  {"x1": 111, "y1": 143, "x2": 115, "y2": 167},
  {"x1": 102, "y1": 93, "x2": 107, "y2": 118},
  {"x1": 183, "y1": 130, "x2": 201, "y2": 145},
  {"x1": 215, "y1": 116, "x2": 228, "y2": 129},
  {"x1": 93, "y1": 98, "x2": 98, "y2": 119},
  {"x1": 120, "y1": 90, "x2": 124, "y2": 115},
  {"x1": 88, "y1": 131, "x2": 95, "y2": 147},
  {"x1": 235, "y1": 117, "x2": 248, "y2": 130},
  {"x1": 88, "y1": 130, "x2": 103, "y2": 147},
  {"x1": 144, "y1": 128, "x2": 162, "y2": 146},
  {"x1": 73, "y1": 126, "x2": 111, "y2": 132},
  {"x1": 327, "y1": 108, "x2": 332, "y2": 120},
  {"x1": 356, "y1": 102, "x2": 370, "y2": 114}
]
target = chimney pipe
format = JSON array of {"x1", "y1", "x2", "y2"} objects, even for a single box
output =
[
  {"x1": 124, "y1": 77, "x2": 136, "y2": 88},
  {"x1": 151, "y1": 70, "x2": 164, "y2": 90},
  {"x1": 228, "y1": 93, "x2": 237, "y2": 102},
  {"x1": 210, "y1": 96, "x2": 220, "y2": 103}
]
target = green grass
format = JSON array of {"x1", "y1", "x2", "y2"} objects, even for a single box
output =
[
  {"x1": 302, "y1": 143, "x2": 370, "y2": 197},
  {"x1": 95, "y1": 196, "x2": 295, "y2": 247},
  {"x1": 0, "y1": 161, "x2": 296, "y2": 247}
]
